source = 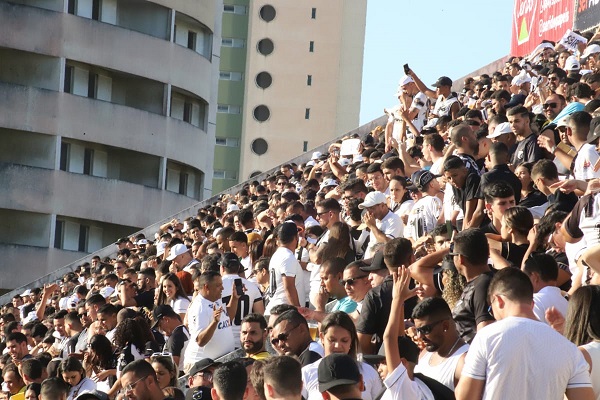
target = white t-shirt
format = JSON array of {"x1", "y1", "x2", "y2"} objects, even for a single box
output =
[
  {"x1": 183, "y1": 294, "x2": 235, "y2": 366},
  {"x1": 365, "y1": 211, "x2": 404, "y2": 259},
  {"x1": 265, "y1": 247, "x2": 306, "y2": 314},
  {"x1": 301, "y1": 359, "x2": 383, "y2": 400},
  {"x1": 429, "y1": 158, "x2": 444, "y2": 176},
  {"x1": 573, "y1": 143, "x2": 600, "y2": 181},
  {"x1": 241, "y1": 256, "x2": 252, "y2": 278},
  {"x1": 533, "y1": 286, "x2": 568, "y2": 324},
  {"x1": 381, "y1": 363, "x2": 434, "y2": 400},
  {"x1": 406, "y1": 195, "x2": 442, "y2": 242},
  {"x1": 170, "y1": 296, "x2": 191, "y2": 315},
  {"x1": 410, "y1": 92, "x2": 429, "y2": 132},
  {"x1": 221, "y1": 274, "x2": 263, "y2": 342},
  {"x1": 67, "y1": 377, "x2": 96, "y2": 400},
  {"x1": 414, "y1": 343, "x2": 469, "y2": 391},
  {"x1": 461, "y1": 316, "x2": 591, "y2": 400},
  {"x1": 443, "y1": 183, "x2": 463, "y2": 222}
]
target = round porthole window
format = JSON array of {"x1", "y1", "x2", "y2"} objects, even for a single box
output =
[
  {"x1": 257, "y1": 39, "x2": 274, "y2": 56},
  {"x1": 255, "y1": 72, "x2": 273, "y2": 89},
  {"x1": 251, "y1": 138, "x2": 269, "y2": 155},
  {"x1": 253, "y1": 106, "x2": 270, "y2": 122},
  {"x1": 259, "y1": 5, "x2": 276, "y2": 22}
]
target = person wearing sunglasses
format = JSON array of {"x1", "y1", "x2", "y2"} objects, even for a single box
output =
[
  {"x1": 270, "y1": 310, "x2": 321, "y2": 367},
  {"x1": 411, "y1": 297, "x2": 468, "y2": 392}
]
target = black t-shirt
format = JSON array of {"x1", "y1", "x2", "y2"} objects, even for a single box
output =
[
  {"x1": 479, "y1": 221, "x2": 499, "y2": 235},
  {"x1": 356, "y1": 276, "x2": 417, "y2": 344},
  {"x1": 134, "y1": 289, "x2": 156, "y2": 310},
  {"x1": 452, "y1": 271, "x2": 495, "y2": 343},
  {"x1": 164, "y1": 325, "x2": 190, "y2": 358},
  {"x1": 480, "y1": 164, "x2": 522, "y2": 204},
  {"x1": 510, "y1": 133, "x2": 543, "y2": 167},
  {"x1": 452, "y1": 173, "x2": 482, "y2": 215},
  {"x1": 519, "y1": 190, "x2": 547, "y2": 208},
  {"x1": 501, "y1": 242, "x2": 529, "y2": 267},
  {"x1": 547, "y1": 190, "x2": 578, "y2": 213},
  {"x1": 298, "y1": 345, "x2": 322, "y2": 367}
]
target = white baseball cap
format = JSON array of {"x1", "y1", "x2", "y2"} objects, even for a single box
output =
[
  {"x1": 488, "y1": 122, "x2": 513, "y2": 139},
  {"x1": 358, "y1": 191, "x2": 387, "y2": 209}
]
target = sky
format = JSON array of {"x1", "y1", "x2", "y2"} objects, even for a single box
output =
[{"x1": 360, "y1": 0, "x2": 515, "y2": 124}]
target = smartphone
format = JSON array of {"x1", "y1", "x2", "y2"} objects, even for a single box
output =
[
  {"x1": 234, "y1": 278, "x2": 244, "y2": 296},
  {"x1": 403, "y1": 64, "x2": 410, "y2": 75}
]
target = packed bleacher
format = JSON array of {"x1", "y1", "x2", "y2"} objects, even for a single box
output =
[{"x1": 6, "y1": 34, "x2": 600, "y2": 400}]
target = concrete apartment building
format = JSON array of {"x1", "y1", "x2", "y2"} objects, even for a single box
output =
[
  {"x1": 0, "y1": 0, "x2": 221, "y2": 288},
  {"x1": 213, "y1": 0, "x2": 367, "y2": 192}
]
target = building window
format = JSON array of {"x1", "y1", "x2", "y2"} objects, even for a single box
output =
[
  {"x1": 305, "y1": 108, "x2": 310, "y2": 119},
  {"x1": 220, "y1": 71, "x2": 244, "y2": 81},
  {"x1": 78, "y1": 225, "x2": 89, "y2": 252},
  {"x1": 303, "y1": 141, "x2": 308, "y2": 152},
  {"x1": 213, "y1": 170, "x2": 225, "y2": 179},
  {"x1": 223, "y1": 4, "x2": 247, "y2": 14},
  {"x1": 251, "y1": 138, "x2": 269, "y2": 155},
  {"x1": 216, "y1": 138, "x2": 240, "y2": 147},
  {"x1": 257, "y1": 39, "x2": 274, "y2": 55},
  {"x1": 183, "y1": 102, "x2": 193, "y2": 123},
  {"x1": 253, "y1": 105, "x2": 270, "y2": 122},
  {"x1": 67, "y1": 0, "x2": 76, "y2": 14},
  {"x1": 60, "y1": 142, "x2": 70, "y2": 171},
  {"x1": 188, "y1": 31, "x2": 197, "y2": 50},
  {"x1": 179, "y1": 172, "x2": 188, "y2": 195},
  {"x1": 311, "y1": 8, "x2": 316, "y2": 19},
  {"x1": 91, "y1": 0, "x2": 101, "y2": 20},
  {"x1": 87, "y1": 73, "x2": 98, "y2": 99},
  {"x1": 54, "y1": 220, "x2": 64, "y2": 249},
  {"x1": 259, "y1": 5, "x2": 276, "y2": 22},
  {"x1": 309, "y1": 41, "x2": 314, "y2": 52},
  {"x1": 217, "y1": 104, "x2": 242, "y2": 114},
  {"x1": 307, "y1": 75, "x2": 312, "y2": 86},
  {"x1": 64, "y1": 66, "x2": 74, "y2": 93},
  {"x1": 83, "y1": 148, "x2": 93, "y2": 175},
  {"x1": 222, "y1": 38, "x2": 246, "y2": 48},
  {"x1": 255, "y1": 72, "x2": 273, "y2": 89},
  {"x1": 213, "y1": 170, "x2": 238, "y2": 180}
]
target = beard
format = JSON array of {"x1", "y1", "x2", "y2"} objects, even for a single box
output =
[
  {"x1": 243, "y1": 339, "x2": 264, "y2": 354},
  {"x1": 423, "y1": 339, "x2": 440, "y2": 353}
]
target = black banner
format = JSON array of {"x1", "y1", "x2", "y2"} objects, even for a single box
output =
[{"x1": 575, "y1": 0, "x2": 600, "y2": 31}]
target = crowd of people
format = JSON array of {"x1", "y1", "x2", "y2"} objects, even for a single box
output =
[{"x1": 5, "y1": 33, "x2": 600, "y2": 400}]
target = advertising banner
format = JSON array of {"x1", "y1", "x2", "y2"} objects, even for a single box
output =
[
  {"x1": 574, "y1": 0, "x2": 600, "y2": 32},
  {"x1": 511, "y1": 0, "x2": 574, "y2": 56}
]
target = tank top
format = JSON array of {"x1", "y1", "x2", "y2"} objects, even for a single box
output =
[
  {"x1": 582, "y1": 341, "x2": 600, "y2": 400},
  {"x1": 413, "y1": 342, "x2": 469, "y2": 391}
]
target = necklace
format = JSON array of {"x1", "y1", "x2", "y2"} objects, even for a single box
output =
[{"x1": 438, "y1": 337, "x2": 463, "y2": 359}]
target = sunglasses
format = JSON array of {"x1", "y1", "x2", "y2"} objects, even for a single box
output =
[
  {"x1": 271, "y1": 324, "x2": 300, "y2": 346},
  {"x1": 415, "y1": 319, "x2": 446, "y2": 336},
  {"x1": 316, "y1": 210, "x2": 329, "y2": 216},
  {"x1": 340, "y1": 275, "x2": 369, "y2": 286},
  {"x1": 543, "y1": 102, "x2": 558, "y2": 109}
]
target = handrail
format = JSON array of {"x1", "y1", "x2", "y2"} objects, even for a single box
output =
[{"x1": 0, "y1": 115, "x2": 387, "y2": 303}]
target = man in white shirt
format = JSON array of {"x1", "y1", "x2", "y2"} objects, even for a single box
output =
[
  {"x1": 456, "y1": 268, "x2": 593, "y2": 400},
  {"x1": 183, "y1": 271, "x2": 237, "y2": 372},
  {"x1": 166, "y1": 243, "x2": 199, "y2": 273},
  {"x1": 360, "y1": 191, "x2": 404, "y2": 259},
  {"x1": 405, "y1": 170, "x2": 443, "y2": 242},
  {"x1": 522, "y1": 253, "x2": 568, "y2": 324},
  {"x1": 265, "y1": 222, "x2": 306, "y2": 315}
]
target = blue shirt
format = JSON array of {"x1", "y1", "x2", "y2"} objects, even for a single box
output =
[{"x1": 332, "y1": 296, "x2": 358, "y2": 313}]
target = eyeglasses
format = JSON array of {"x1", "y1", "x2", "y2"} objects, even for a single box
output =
[
  {"x1": 316, "y1": 210, "x2": 329, "y2": 216},
  {"x1": 340, "y1": 275, "x2": 369, "y2": 286},
  {"x1": 415, "y1": 319, "x2": 446, "y2": 336},
  {"x1": 543, "y1": 102, "x2": 558, "y2": 109},
  {"x1": 271, "y1": 324, "x2": 300, "y2": 346},
  {"x1": 123, "y1": 375, "x2": 148, "y2": 393}
]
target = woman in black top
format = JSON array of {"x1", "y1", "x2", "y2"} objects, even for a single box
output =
[{"x1": 515, "y1": 162, "x2": 547, "y2": 207}]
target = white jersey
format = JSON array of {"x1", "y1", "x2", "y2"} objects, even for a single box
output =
[
  {"x1": 406, "y1": 195, "x2": 442, "y2": 241},
  {"x1": 221, "y1": 274, "x2": 263, "y2": 343},
  {"x1": 365, "y1": 211, "x2": 404, "y2": 259},
  {"x1": 265, "y1": 247, "x2": 306, "y2": 314},
  {"x1": 410, "y1": 92, "x2": 430, "y2": 132},
  {"x1": 302, "y1": 359, "x2": 383, "y2": 400},
  {"x1": 573, "y1": 143, "x2": 600, "y2": 181},
  {"x1": 432, "y1": 94, "x2": 459, "y2": 118},
  {"x1": 414, "y1": 343, "x2": 469, "y2": 391},
  {"x1": 461, "y1": 316, "x2": 591, "y2": 400},
  {"x1": 184, "y1": 294, "x2": 235, "y2": 366}
]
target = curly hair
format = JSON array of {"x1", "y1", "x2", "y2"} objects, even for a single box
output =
[
  {"x1": 442, "y1": 269, "x2": 466, "y2": 310},
  {"x1": 113, "y1": 319, "x2": 145, "y2": 350}
]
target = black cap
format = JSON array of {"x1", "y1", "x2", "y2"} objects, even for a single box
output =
[
  {"x1": 318, "y1": 354, "x2": 360, "y2": 393},
  {"x1": 151, "y1": 305, "x2": 178, "y2": 329},
  {"x1": 410, "y1": 170, "x2": 439, "y2": 191},
  {"x1": 188, "y1": 359, "x2": 221, "y2": 377},
  {"x1": 360, "y1": 251, "x2": 386, "y2": 272},
  {"x1": 75, "y1": 391, "x2": 109, "y2": 400},
  {"x1": 432, "y1": 76, "x2": 453, "y2": 87}
]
